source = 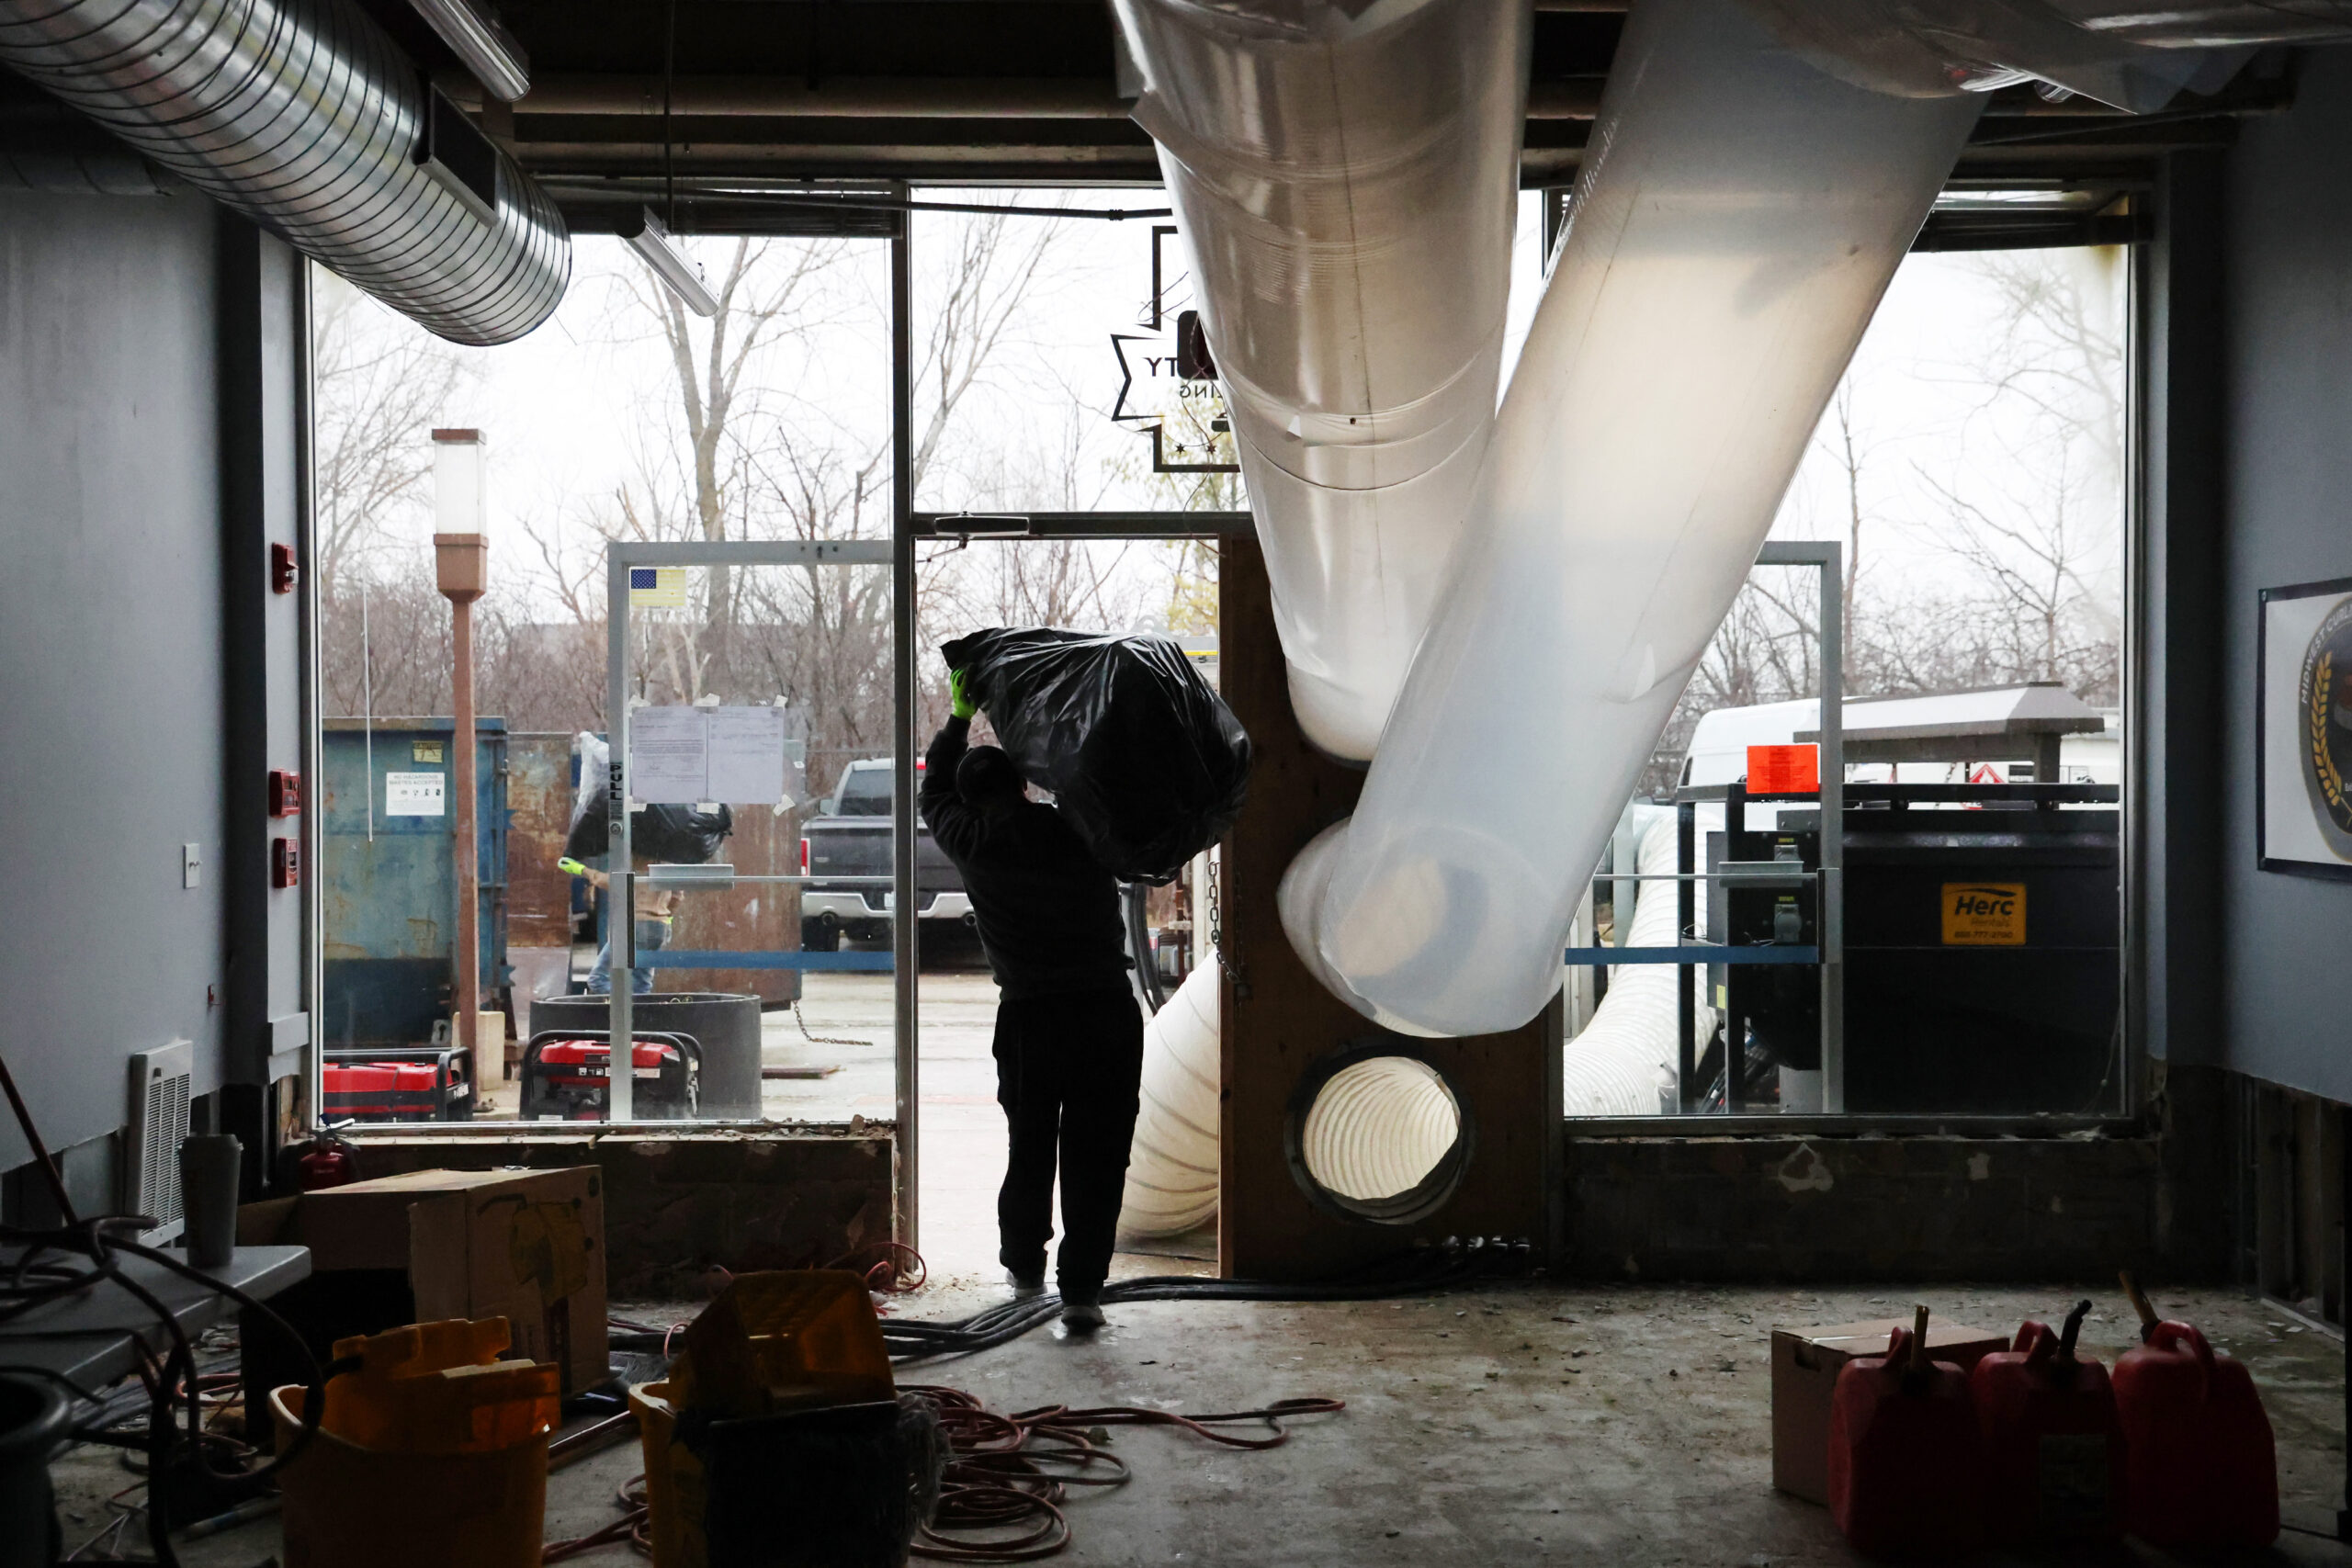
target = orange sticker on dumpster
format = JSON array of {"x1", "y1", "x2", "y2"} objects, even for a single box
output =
[{"x1": 1941, "y1": 883, "x2": 2025, "y2": 945}]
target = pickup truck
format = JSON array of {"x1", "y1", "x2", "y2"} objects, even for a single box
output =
[{"x1": 799, "y1": 758, "x2": 970, "y2": 948}]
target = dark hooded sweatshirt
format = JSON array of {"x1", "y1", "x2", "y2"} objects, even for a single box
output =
[{"x1": 918, "y1": 716, "x2": 1131, "y2": 999}]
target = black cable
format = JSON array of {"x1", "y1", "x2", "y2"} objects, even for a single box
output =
[
  {"x1": 0, "y1": 1051, "x2": 75, "y2": 1224},
  {"x1": 0, "y1": 1219, "x2": 333, "y2": 1566},
  {"x1": 604, "y1": 1248, "x2": 1510, "y2": 1365},
  {"x1": 897, "y1": 1241, "x2": 1521, "y2": 1363},
  {"x1": 662, "y1": 0, "x2": 678, "y2": 231}
]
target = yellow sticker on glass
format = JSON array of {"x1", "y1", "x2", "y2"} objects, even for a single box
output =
[{"x1": 1941, "y1": 882, "x2": 2025, "y2": 946}]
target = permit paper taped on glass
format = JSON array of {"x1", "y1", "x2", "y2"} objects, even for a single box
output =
[{"x1": 625, "y1": 705, "x2": 804, "y2": 806}]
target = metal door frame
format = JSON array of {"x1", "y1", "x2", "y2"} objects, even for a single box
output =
[{"x1": 600, "y1": 539, "x2": 908, "y2": 1183}]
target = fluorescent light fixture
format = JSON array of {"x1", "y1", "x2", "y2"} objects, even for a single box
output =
[
  {"x1": 407, "y1": 0, "x2": 531, "y2": 103},
  {"x1": 622, "y1": 207, "x2": 719, "y2": 317}
]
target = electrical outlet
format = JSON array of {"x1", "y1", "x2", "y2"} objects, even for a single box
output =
[{"x1": 182, "y1": 841, "x2": 201, "y2": 889}]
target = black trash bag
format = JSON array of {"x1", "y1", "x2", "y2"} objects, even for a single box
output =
[
  {"x1": 564, "y1": 734, "x2": 735, "y2": 864},
  {"x1": 941, "y1": 627, "x2": 1251, "y2": 883},
  {"x1": 564, "y1": 732, "x2": 615, "y2": 860},
  {"x1": 635, "y1": 802, "x2": 734, "y2": 864}
]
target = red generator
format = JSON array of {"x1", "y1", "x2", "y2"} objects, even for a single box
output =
[
  {"x1": 1971, "y1": 1302, "x2": 2123, "y2": 1545},
  {"x1": 1827, "y1": 1312, "x2": 1986, "y2": 1559},
  {"x1": 2113, "y1": 1320, "x2": 2278, "y2": 1550},
  {"x1": 520, "y1": 1031, "x2": 701, "y2": 1121},
  {"x1": 321, "y1": 1045, "x2": 474, "y2": 1123},
  {"x1": 322, "y1": 1060, "x2": 442, "y2": 1122}
]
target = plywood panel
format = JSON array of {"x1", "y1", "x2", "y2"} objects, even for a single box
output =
[{"x1": 1217, "y1": 536, "x2": 1560, "y2": 1280}]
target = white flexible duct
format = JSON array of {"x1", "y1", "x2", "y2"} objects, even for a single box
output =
[
  {"x1": 1561, "y1": 812, "x2": 1714, "y2": 1116},
  {"x1": 1281, "y1": 0, "x2": 1984, "y2": 1037},
  {"x1": 1119, "y1": 961, "x2": 1221, "y2": 1238},
  {"x1": 1110, "y1": 0, "x2": 1528, "y2": 760},
  {"x1": 1300, "y1": 1055, "x2": 1459, "y2": 1201}
]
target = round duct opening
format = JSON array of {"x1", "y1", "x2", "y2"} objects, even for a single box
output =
[{"x1": 1286, "y1": 1046, "x2": 1472, "y2": 1225}]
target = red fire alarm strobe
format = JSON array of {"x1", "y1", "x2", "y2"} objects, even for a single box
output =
[
  {"x1": 271, "y1": 838, "x2": 300, "y2": 889},
  {"x1": 267, "y1": 769, "x2": 301, "y2": 818}
]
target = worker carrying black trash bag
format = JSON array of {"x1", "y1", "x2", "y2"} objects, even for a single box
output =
[
  {"x1": 937, "y1": 627, "x2": 1250, "y2": 883},
  {"x1": 919, "y1": 663, "x2": 1146, "y2": 1335}
]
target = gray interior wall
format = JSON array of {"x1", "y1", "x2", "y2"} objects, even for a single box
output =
[
  {"x1": 0, "y1": 189, "x2": 308, "y2": 1180},
  {"x1": 2219, "y1": 49, "x2": 2352, "y2": 1101}
]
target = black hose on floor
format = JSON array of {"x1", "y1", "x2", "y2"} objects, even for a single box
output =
[{"x1": 609, "y1": 1236, "x2": 1533, "y2": 1364}]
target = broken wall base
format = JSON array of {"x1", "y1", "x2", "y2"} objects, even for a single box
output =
[
  {"x1": 1560, "y1": 1063, "x2": 2238, "y2": 1282},
  {"x1": 346, "y1": 1127, "x2": 895, "y2": 1298}
]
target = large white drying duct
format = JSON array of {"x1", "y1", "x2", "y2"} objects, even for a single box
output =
[
  {"x1": 1119, "y1": 962, "x2": 1222, "y2": 1239},
  {"x1": 1282, "y1": 0, "x2": 1983, "y2": 1037},
  {"x1": 1110, "y1": 0, "x2": 1529, "y2": 760},
  {"x1": 1118, "y1": 0, "x2": 2310, "y2": 1043}
]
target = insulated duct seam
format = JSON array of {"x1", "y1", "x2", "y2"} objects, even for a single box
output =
[{"x1": 0, "y1": 0, "x2": 569, "y2": 344}]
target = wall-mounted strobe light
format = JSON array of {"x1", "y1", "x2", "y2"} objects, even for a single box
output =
[
  {"x1": 621, "y1": 207, "x2": 718, "y2": 317},
  {"x1": 406, "y1": 0, "x2": 532, "y2": 103}
]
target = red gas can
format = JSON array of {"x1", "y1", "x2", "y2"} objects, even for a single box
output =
[
  {"x1": 2112, "y1": 1320, "x2": 2278, "y2": 1549},
  {"x1": 1970, "y1": 1301, "x2": 2122, "y2": 1543},
  {"x1": 1828, "y1": 1308, "x2": 1986, "y2": 1559}
]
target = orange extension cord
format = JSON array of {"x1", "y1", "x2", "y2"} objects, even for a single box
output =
[
  {"x1": 540, "y1": 1387, "x2": 1344, "y2": 1563},
  {"x1": 903, "y1": 1386, "x2": 1346, "y2": 1563}
]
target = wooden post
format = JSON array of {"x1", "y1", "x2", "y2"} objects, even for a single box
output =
[
  {"x1": 1216, "y1": 535, "x2": 1561, "y2": 1280},
  {"x1": 435, "y1": 534, "x2": 486, "y2": 1070}
]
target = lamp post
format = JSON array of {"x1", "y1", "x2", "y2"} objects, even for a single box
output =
[{"x1": 433, "y1": 429, "x2": 489, "y2": 1076}]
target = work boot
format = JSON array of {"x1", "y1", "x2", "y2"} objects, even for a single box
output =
[
  {"x1": 1060, "y1": 1291, "x2": 1105, "y2": 1332},
  {"x1": 1006, "y1": 1269, "x2": 1046, "y2": 1301}
]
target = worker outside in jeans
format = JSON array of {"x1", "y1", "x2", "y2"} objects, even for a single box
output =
[
  {"x1": 919, "y1": 665, "x2": 1142, "y2": 1332},
  {"x1": 562, "y1": 856, "x2": 679, "y2": 996}
]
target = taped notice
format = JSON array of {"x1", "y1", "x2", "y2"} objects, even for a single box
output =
[
  {"x1": 627, "y1": 705, "x2": 792, "y2": 806},
  {"x1": 385, "y1": 772, "x2": 446, "y2": 817}
]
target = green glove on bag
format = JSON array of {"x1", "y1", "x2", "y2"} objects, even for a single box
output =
[{"x1": 949, "y1": 667, "x2": 978, "y2": 720}]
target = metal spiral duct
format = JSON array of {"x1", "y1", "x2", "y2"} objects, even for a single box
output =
[{"x1": 0, "y1": 0, "x2": 569, "y2": 344}]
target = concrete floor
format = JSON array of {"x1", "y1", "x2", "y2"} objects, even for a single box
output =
[
  {"x1": 509, "y1": 1284, "x2": 2352, "y2": 1566},
  {"x1": 54, "y1": 1281, "x2": 2352, "y2": 1565}
]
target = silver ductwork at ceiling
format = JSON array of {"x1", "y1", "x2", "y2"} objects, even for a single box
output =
[{"x1": 0, "y1": 0, "x2": 569, "y2": 344}]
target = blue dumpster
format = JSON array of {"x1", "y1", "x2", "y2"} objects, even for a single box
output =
[{"x1": 322, "y1": 717, "x2": 508, "y2": 1050}]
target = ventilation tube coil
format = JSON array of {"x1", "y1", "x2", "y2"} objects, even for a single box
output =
[{"x1": 0, "y1": 0, "x2": 570, "y2": 344}]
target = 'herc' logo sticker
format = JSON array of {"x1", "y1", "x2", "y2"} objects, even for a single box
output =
[{"x1": 1942, "y1": 883, "x2": 2025, "y2": 946}]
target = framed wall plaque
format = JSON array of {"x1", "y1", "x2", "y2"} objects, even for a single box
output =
[{"x1": 2258, "y1": 577, "x2": 2352, "y2": 879}]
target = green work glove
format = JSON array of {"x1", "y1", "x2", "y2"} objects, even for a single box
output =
[
  {"x1": 949, "y1": 667, "x2": 978, "y2": 720},
  {"x1": 557, "y1": 857, "x2": 587, "y2": 877}
]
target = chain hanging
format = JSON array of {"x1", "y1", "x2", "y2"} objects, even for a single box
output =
[{"x1": 1204, "y1": 851, "x2": 1245, "y2": 997}]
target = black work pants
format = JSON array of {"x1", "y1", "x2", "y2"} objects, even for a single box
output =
[{"x1": 992, "y1": 987, "x2": 1145, "y2": 1299}]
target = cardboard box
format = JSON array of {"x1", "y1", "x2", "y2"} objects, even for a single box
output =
[
  {"x1": 1770, "y1": 1317, "x2": 2009, "y2": 1505},
  {"x1": 239, "y1": 1167, "x2": 605, "y2": 1395}
]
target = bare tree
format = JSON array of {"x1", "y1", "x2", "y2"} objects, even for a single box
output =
[
  {"x1": 619, "y1": 235, "x2": 844, "y2": 669},
  {"x1": 312, "y1": 274, "x2": 470, "y2": 592}
]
